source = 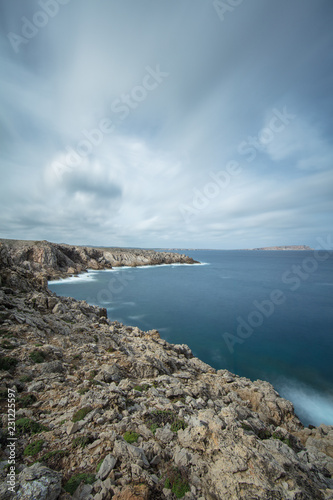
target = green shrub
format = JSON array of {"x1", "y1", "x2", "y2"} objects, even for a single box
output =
[
  {"x1": 23, "y1": 439, "x2": 44, "y2": 456},
  {"x1": 0, "y1": 356, "x2": 18, "y2": 371},
  {"x1": 150, "y1": 423, "x2": 159, "y2": 434},
  {"x1": 123, "y1": 431, "x2": 139, "y2": 444},
  {"x1": 19, "y1": 394, "x2": 37, "y2": 408},
  {"x1": 0, "y1": 390, "x2": 7, "y2": 400},
  {"x1": 29, "y1": 350, "x2": 45, "y2": 364},
  {"x1": 96, "y1": 459, "x2": 104, "y2": 473},
  {"x1": 1, "y1": 340, "x2": 15, "y2": 350},
  {"x1": 39, "y1": 449, "x2": 69, "y2": 470},
  {"x1": 106, "y1": 347, "x2": 115, "y2": 353},
  {"x1": 89, "y1": 370, "x2": 98, "y2": 380},
  {"x1": 64, "y1": 473, "x2": 96, "y2": 495},
  {"x1": 72, "y1": 435, "x2": 94, "y2": 449},
  {"x1": 90, "y1": 380, "x2": 102, "y2": 387},
  {"x1": 77, "y1": 388, "x2": 89, "y2": 395},
  {"x1": 72, "y1": 406, "x2": 92, "y2": 422},
  {"x1": 16, "y1": 418, "x2": 49, "y2": 435},
  {"x1": 146, "y1": 410, "x2": 187, "y2": 434},
  {"x1": 272, "y1": 432, "x2": 292, "y2": 448},
  {"x1": 170, "y1": 419, "x2": 187, "y2": 433},
  {"x1": 19, "y1": 375, "x2": 33, "y2": 383},
  {"x1": 257, "y1": 428, "x2": 271, "y2": 440},
  {"x1": 0, "y1": 430, "x2": 8, "y2": 447},
  {"x1": 164, "y1": 467, "x2": 190, "y2": 498},
  {"x1": 133, "y1": 384, "x2": 150, "y2": 392}
]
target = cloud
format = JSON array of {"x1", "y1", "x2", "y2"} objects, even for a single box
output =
[{"x1": 0, "y1": 0, "x2": 332, "y2": 248}]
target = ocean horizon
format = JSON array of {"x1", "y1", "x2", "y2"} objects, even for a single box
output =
[{"x1": 49, "y1": 249, "x2": 333, "y2": 428}]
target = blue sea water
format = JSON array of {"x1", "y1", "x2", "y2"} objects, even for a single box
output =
[{"x1": 49, "y1": 250, "x2": 333, "y2": 427}]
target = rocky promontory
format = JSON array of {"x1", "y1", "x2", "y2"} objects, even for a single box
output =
[
  {"x1": 0, "y1": 240, "x2": 333, "y2": 499},
  {"x1": 0, "y1": 239, "x2": 198, "y2": 283}
]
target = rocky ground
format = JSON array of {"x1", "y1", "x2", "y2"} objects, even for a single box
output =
[{"x1": 0, "y1": 240, "x2": 333, "y2": 499}]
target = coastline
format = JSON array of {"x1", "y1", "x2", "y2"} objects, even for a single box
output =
[{"x1": 0, "y1": 239, "x2": 333, "y2": 499}]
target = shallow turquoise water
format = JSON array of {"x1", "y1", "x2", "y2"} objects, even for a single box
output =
[{"x1": 49, "y1": 250, "x2": 333, "y2": 426}]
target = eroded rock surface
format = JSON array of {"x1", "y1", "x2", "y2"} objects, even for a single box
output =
[
  {"x1": 0, "y1": 239, "x2": 198, "y2": 282},
  {"x1": 0, "y1": 241, "x2": 332, "y2": 499}
]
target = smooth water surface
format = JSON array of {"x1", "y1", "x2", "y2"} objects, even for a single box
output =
[{"x1": 49, "y1": 250, "x2": 333, "y2": 426}]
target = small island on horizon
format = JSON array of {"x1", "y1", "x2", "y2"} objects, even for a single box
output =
[{"x1": 250, "y1": 245, "x2": 313, "y2": 251}]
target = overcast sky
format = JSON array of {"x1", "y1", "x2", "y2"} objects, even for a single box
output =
[{"x1": 0, "y1": 0, "x2": 332, "y2": 249}]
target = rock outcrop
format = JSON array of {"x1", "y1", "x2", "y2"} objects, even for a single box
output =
[
  {"x1": 0, "y1": 239, "x2": 198, "y2": 282},
  {"x1": 0, "y1": 241, "x2": 332, "y2": 499}
]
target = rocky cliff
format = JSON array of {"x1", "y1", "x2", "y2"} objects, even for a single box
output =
[
  {"x1": 0, "y1": 239, "x2": 198, "y2": 282},
  {"x1": 0, "y1": 241, "x2": 332, "y2": 500}
]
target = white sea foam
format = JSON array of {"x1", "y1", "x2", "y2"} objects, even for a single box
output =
[
  {"x1": 49, "y1": 262, "x2": 208, "y2": 283},
  {"x1": 104, "y1": 262, "x2": 209, "y2": 271},
  {"x1": 128, "y1": 314, "x2": 145, "y2": 321},
  {"x1": 277, "y1": 379, "x2": 333, "y2": 426},
  {"x1": 49, "y1": 270, "x2": 98, "y2": 285}
]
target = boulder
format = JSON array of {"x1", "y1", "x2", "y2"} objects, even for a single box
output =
[{"x1": 15, "y1": 463, "x2": 62, "y2": 500}]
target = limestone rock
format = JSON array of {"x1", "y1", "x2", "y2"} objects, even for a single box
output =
[
  {"x1": 16, "y1": 463, "x2": 62, "y2": 500},
  {"x1": 96, "y1": 454, "x2": 117, "y2": 480}
]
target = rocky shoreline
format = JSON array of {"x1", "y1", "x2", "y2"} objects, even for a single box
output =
[
  {"x1": 0, "y1": 239, "x2": 199, "y2": 283},
  {"x1": 0, "y1": 240, "x2": 333, "y2": 499}
]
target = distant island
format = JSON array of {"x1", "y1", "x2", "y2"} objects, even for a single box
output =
[{"x1": 251, "y1": 245, "x2": 313, "y2": 251}]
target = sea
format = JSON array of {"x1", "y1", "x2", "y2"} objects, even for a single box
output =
[{"x1": 48, "y1": 249, "x2": 333, "y2": 427}]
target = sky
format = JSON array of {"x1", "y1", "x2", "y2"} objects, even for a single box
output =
[{"x1": 0, "y1": 0, "x2": 332, "y2": 249}]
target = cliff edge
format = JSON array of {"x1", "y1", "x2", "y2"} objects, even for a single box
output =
[
  {"x1": 0, "y1": 239, "x2": 198, "y2": 283},
  {"x1": 0, "y1": 241, "x2": 332, "y2": 499}
]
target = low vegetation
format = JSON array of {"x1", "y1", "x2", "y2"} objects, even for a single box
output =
[
  {"x1": 72, "y1": 406, "x2": 92, "y2": 423},
  {"x1": 64, "y1": 473, "x2": 96, "y2": 495},
  {"x1": 164, "y1": 466, "x2": 190, "y2": 498},
  {"x1": 23, "y1": 440, "x2": 44, "y2": 456},
  {"x1": 15, "y1": 418, "x2": 49, "y2": 435},
  {"x1": 123, "y1": 431, "x2": 139, "y2": 444},
  {"x1": 0, "y1": 356, "x2": 18, "y2": 371},
  {"x1": 29, "y1": 350, "x2": 46, "y2": 364}
]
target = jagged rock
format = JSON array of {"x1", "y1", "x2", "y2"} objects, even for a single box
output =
[
  {"x1": 72, "y1": 482, "x2": 93, "y2": 499},
  {"x1": 96, "y1": 364, "x2": 124, "y2": 383},
  {"x1": 96, "y1": 454, "x2": 117, "y2": 480},
  {"x1": 174, "y1": 447, "x2": 192, "y2": 467},
  {"x1": 40, "y1": 361, "x2": 64, "y2": 374},
  {"x1": 112, "y1": 484, "x2": 149, "y2": 500},
  {"x1": 15, "y1": 463, "x2": 62, "y2": 500},
  {"x1": 155, "y1": 424, "x2": 174, "y2": 444}
]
